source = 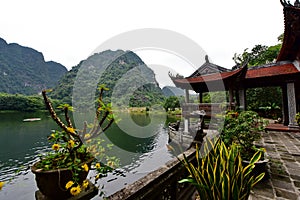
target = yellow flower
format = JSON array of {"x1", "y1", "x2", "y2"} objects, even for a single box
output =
[
  {"x1": 81, "y1": 164, "x2": 89, "y2": 172},
  {"x1": 95, "y1": 174, "x2": 100, "y2": 181},
  {"x1": 52, "y1": 144, "x2": 60, "y2": 151},
  {"x1": 0, "y1": 182, "x2": 5, "y2": 190},
  {"x1": 86, "y1": 139, "x2": 91, "y2": 144},
  {"x1": 68, "y1": 140, "x2": 75, "y2": 148},
  {"x1": 82, "y1": 180, "x2": 89, "y2": 189},
  {"x1": 65, "y1": 181, "x2": 74, "y2": 190},
  {"x1": 67, "y1": 127, "x2": 76, "y2": 134},
  {"x1": 70, "y1": 185, "x2": 81, "y2": 196},
  {"x1": 51, "y1": 133, "x2": 55, "y2": 138},
  {"x1": 84, "y1": 133, "x2": 91, "y2": 139},
  {"x1": 95, "y1": 163, "x2": 101, "y2": 169},
  {"x1": 107, "y1": 161, "x2": 115, "y2": 168}
]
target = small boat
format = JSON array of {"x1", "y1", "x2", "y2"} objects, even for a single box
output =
[{"x1": 23, "y1": 118, "x2": 41, "y2": 122}]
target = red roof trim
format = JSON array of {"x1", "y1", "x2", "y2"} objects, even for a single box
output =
[
  {"x1": 173, "y1": 66, "x2": 245, "y2": 84},
  {"x1": 246, "y1": 63, "x2": 299, "y2": 79}
]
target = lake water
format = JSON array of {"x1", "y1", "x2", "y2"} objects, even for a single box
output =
[{"x1": 0, "y1": 111, "x2": 180, "y2": 200}]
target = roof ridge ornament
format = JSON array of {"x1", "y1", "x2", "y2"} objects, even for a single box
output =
[
  {"x1": 280, "y1": 0, "x2": 300, "y2": 7},
  {"x1": 205, "y1": 55, "x2": 209, "y2": 63}
]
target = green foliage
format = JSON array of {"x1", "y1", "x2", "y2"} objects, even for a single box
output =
[
  {"x1": 233, "y1": 43, "x2": 281, "y2": 67},
  {"x1": 179, "y1": 139, "x2": 265, "y2": 200},
  {"x1": 296, "y1": 112, "x2": 300, "y2": 125},
  {"x1": 0, "y1": 38, "x2": 67, "y2": 95},
  {"x1": 0, "y1": 93, "x2": 63, "y2": 112},
  {"x1": 202, "y1": 91, "x2": 227, "y2": 103},
  {"x1": 0, "y1": 93, "x2": 54, "y2": 111},
  {"x1": 246, "y1": 87, "x2": 282, "y2": 119},
  {"x1": 163, "y1": 96, "x2": 180, "y2": 111},
  {"x1": 219, "y1": 110, "x2": 268, "y2": 160}
]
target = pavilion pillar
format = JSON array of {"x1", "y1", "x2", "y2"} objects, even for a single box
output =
[
  {"x1": 199, "y1": 92, "x2": 203, "y2": 103},
  {"x1": 185, "y1": 89, "x2": 190, "y2": 103},
  {"x1": 184, "y1": 118, "x2": 189, "y2": 133},
  {"x1": 287, "y1": 82, "x2": 299, "y2": 128},
  {"x1": 184, "y1": 89, "x2": 190, "y2": 133},
  {"x1": 282, "y1": 85, "x2": 289, "y2": 126},
  {"x1": 238, "y1": 89, "x2": 246, "y2": 111},
  {"x1": 229, "y1": 88, "x2": 234, "y2": 110}
]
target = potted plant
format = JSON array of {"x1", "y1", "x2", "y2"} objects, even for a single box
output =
[
  {"x1": 31, "y1": 85, "x2": 118, "y2": 199},
  {"x1": 219, "y1": 110, "x2": 269, "y2": 177},
  {"x1": 179, "y1": 139, "x2": 265, "y2": 200}
]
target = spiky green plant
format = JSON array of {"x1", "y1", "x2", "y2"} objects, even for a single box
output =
[{"x1": 179, "y1": 139, "x2": 265, "y2": 200}]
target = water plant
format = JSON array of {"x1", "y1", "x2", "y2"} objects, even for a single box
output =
[{"x1": 179, "y1": 139, "x2": 265, "y2": 200}]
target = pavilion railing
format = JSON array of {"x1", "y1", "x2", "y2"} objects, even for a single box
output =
[
  {"x1": 107, "y1": 148, "x2": 196, "y2": 200},
  {"x1": 182, "y1": 103, "x2": 235, "y2": 118}
]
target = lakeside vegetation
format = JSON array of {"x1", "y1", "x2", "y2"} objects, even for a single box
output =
[{"x1": 0, "y1": 93, "x2": 61, "y2": 112}]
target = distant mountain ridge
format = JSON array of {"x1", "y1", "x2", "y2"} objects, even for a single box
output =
[
  {"x1": 0, "y1": 37, "x2": 67, "y2": 95},
  {"x1": 50, "y1": 50, "x2": 165, "y2": 107},
  {"x1": 162, "y1": 86, "x2": 184, "y2": 97}
]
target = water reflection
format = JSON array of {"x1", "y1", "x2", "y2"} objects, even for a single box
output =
[{"x1": 0, "y1": 112, "x2": 178, "y2": 199}]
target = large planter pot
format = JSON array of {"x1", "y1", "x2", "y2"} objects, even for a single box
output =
[
  {"x1": 243, "y1": 155, "x2": 269, "y2": 180},
  {"x1": 31, "y1": 157, "x2": 94, "y2": 199}
]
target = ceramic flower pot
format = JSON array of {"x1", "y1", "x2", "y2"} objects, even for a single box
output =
[
  {"x1": 242, "y1": 154, "x2": 269, "y2": 180},
  {"x1": 31, "y1": 157, "x2": 94, "y2": 199}
]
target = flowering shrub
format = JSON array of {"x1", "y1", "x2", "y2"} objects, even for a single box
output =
[
  {"x1": 219, "y1": 110, "x2": 268, "y2": 160},
  {"x1": 37, "y1": 85, "x2": 119, "y2": 197}
]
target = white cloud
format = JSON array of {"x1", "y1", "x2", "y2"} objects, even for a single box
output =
[{"x1": 0, "y1": 0, "x2": 284, "y2": 70}]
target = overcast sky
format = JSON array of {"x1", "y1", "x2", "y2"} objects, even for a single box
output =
[{"x1": 0, "y1": 0, "x2": 285, "y2": 84}]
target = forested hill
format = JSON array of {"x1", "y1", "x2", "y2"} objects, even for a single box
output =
[
  {"x1": 0, "y1": 37, "x2": 67, "y2": 95},
  {"x1": 162, "y1": 86, "x2": 184, "y2": 97},
  {"x1": 50, "y1": 50, "x2": 165, "y2": 107}
]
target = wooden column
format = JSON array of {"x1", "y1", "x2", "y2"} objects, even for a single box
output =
[
  {"x1": 287, "y1": 82, "x2": 299, "y2": 128},
  {"x1": 282, "y1": 85, "x2": 289, "y2": 126},
  {"x1": 238, "y1": 89, "x2": 246, "y2": 110},
  {"x1": 184, "y1": 89, "x2": 190, "y2": 133},
  {"x1": 185, "y1": 89, "x2": 189, "y2": 103},
  {"x1": 199, "y1": 92, "x2": 203, "y2": 103},
  {"x1": 229, "y1": 87, "x2": 234, "y2": 110}
]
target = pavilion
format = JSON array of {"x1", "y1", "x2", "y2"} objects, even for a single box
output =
[{"x1": 170, "y1": 0, "x2": 300, "y2": 128}]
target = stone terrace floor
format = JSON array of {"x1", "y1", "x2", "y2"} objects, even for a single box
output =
[{"x1": 250, "y1": 130, "x2": 300, "y2": 200}]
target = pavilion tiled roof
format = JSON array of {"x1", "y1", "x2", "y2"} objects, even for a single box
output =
[
  {"x1": 173, "y1": 66, "x2": 245, "y2": 84},
  {"x1": 246, "y1": 62, "x2": 300, "y2": 79}
]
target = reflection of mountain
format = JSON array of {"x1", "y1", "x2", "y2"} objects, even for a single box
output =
[
  {"x1": 162, "y1": 86, "x2": 184, "y2": 97},
  {"x1": 104, "y1": 113, "x2": 164, "y2": 155},
  {"x1": 0, "y1": 38, "x2": 67, "y2": 95},
  {"x1": 51, "y1": 50, "x2": 164, "y2": 107}
]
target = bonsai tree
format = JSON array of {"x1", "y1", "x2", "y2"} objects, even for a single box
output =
[
  {"x1": 219, "y1": 110, "x2": 268, "y2": 160},
  {"x1": 32, "y1": 85, "x2": 117, "y2": 198}
]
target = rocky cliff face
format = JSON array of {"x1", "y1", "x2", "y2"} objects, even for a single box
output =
[{"x1": 0, "y1": 37, "x2": 67, "y2": 95}]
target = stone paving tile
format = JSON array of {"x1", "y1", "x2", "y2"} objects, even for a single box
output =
[
  {"x1": 251, "y1": 131, "x2": 300, "y2": 200},
  {"x1": 275, "y1": 188, "x2": 299, "y2": 200}
]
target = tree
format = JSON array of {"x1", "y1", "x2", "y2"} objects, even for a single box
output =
[
  {"x1": 233, "y1": 34, "x2": 283, "y2": 67},
  {"x1": 232, "y1": 34, "x2": 283, "y2": 118},
  {"x1": 163, "y1": 96, "x2": 180, "y2": 111}
]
